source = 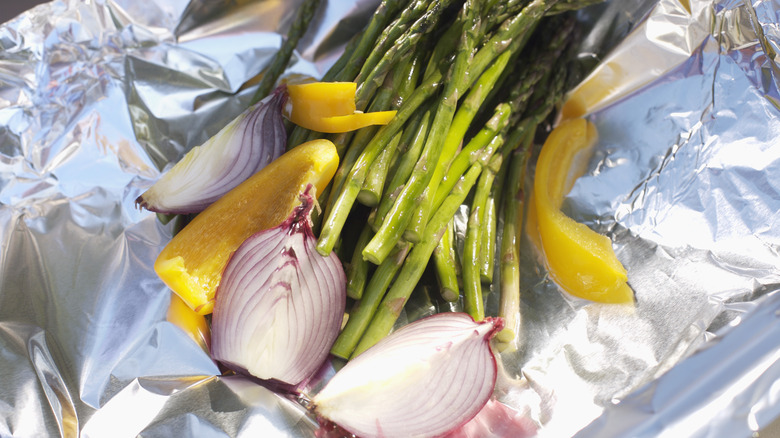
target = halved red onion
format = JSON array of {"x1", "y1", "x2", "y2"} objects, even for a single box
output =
[
  {"x1": 210, "y1": 186, "x2": 346, "y2": 389},
  {"x1": 136, "y1": 86, "x2": 287, "y2": 214},
  {"x1": 313, "y1": 313, "x2": 504, "y2": 438}
]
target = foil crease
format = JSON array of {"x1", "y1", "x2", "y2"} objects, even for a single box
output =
[{"x1": 1, "y1": 0, "x2": 779, "y2": 437}]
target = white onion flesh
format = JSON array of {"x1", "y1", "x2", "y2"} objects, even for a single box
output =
[
  {"x1": 210, "y1": 187, "x2": 346, "y2": 389},
  {"x1": 314, "y1": 313, "x2": 504, "y2": 438},
  {"x1": 136, "y1": 87, "x2": 287, "y2": 214}
]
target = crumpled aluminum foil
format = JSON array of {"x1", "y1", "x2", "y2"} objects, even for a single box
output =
[{"x1": 1, "y1": 0, "x2": 779, "y2": 437}]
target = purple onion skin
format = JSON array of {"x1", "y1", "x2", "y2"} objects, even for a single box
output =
[
  {"x1": 136, "y1": 86, "x2": 288, "y2": 215},
  {"x1": 210, "y1": 186, "x2": 346, "y2": 392}
]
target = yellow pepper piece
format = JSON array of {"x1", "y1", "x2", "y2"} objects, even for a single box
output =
[
  {"x1": 533, "y1": 118, "x2": 633, "y2": 304},
  {"x1": 166, "y1": 293, "x2": 211, "y2": 351},
  {"x1": 297, "y1": 111, "x2": 398, "y2": 134},
  {"x1": 287, "y1": 81, "x2": 357, "y2": 119},
  {"x1": 155, "y1": 139, "x2": 339, "y2": 315},
  {"x1": 284, "y1": 82, "x2": 397, "y2": 133}
]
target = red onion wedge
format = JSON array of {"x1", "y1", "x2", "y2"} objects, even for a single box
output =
[
  {"x1": 136, "y1": 86, "x2": 288, "y2": 215},
  {"x1": 210, "y1": 185, "x2": 346, "y2": 390},
  {"x1": 313, "y1": 313, "x2": 504, "y2": 438}
]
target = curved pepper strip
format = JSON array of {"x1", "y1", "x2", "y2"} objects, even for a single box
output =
[
  {"x1": 533, "y1": 118, "x2": 633, "y2": 304},
  {"x1": 284, "y1": 82, "x2": 397, "y2": 133},
  {"x1": 286, "y1": 81, "x2": 357, "y2": 119},
  {"x1": 166, "y1": 293, "x2": 211, "y2": 351}
]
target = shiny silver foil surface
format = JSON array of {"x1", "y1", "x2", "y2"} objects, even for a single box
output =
[{"x1": 1, "y1": 0, "x2": 778, "y2": 437}]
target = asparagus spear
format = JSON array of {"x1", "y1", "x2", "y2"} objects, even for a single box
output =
[
  {"x1": 357, "y1": 49, "x2": 424, "y2": 206},
  {"x1": 318, "y1": 0, "x2": 560, "y2": 257},
  {"x1": 250, "y1": 0, "x2": 321, "y2": 104},
  {"x1": 403, "y1": 32, "x2": 523, "y2": 243},
  {"x1": 286, "y1": 0, "x2": 409, "y2": 148},
  {"x1": 371, "y1": 103, "x2": 433, "y2": 230},
  {"x1": 463, "y1": 147, "x2": 503, "y2": 321},
  {"x1": 346, "y1": 223, "x2": 375, "y2": 300},
  {"x1": 548, "y1": 0, "x2": 605, "y2": 15},
  {"x1": 433, "y1": 217, "x2": 460, "y2": 302},
  {"x1": 322, "y1": 56, "x2": 415, "y2": 224},
  {"x1": 334, "y1": 0, "x2": 412, "y2": 83},
  {"x1": 479, "y1": 170, "x2": 500, "y2": 282},
  {"x1": 330, "y1": 242, "x2": 413, "y2": 359},
  {"x1": 431, "y1": 104, "x2": 512, "y2": 212},
  {"x1": 355, "y1": 0, "x2": 456, "y2": 110},
  {"x1": 353, "y1": 0, "x2": 430, "y2": 83},
  {"x1": 360, "y1": 0, "x2": 481, "y2": 265},
  {"x1": 316, "y1": 65, "x2": 443, "y2": 256},
  {"x1": 353, "y1": 151, "x2": 501, "y2": 356},
  {"x1": 497, "y1": 129, "x2": 536, "y2": 349},
  {"x1": 359, "y1": 133, "x2": 403, "y2": 206}
]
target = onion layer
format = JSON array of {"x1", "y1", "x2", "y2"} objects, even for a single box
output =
[
  {"x1": 210, "y1": 186, "x2": 346, "y2": 388},
  {"x1": 136, "y1": 87, "x2": 287, "y2": 214},
  {"x1": 313, "y1": 313, "x2": 504, "y2": 438}
]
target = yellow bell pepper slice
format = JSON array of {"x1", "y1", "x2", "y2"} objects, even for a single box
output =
[
  {"x1": 284, "y1": 82, "x2": 397, "y2": 133},
  {"x1": 533, "y1": 118, "x2": 633, "y2": 304},
  {"x1": 296, "y1": 111, "x2": 398, "y2": 134},
  {"x1": 155, "y1": 139, "x2": 339, "y2": 315},
  {"x1": 166, "y1": 293, "x2": 211, "y2": 351},
  {"x1": 286, "y1": 81, "x2": 357, "y2": 119}
]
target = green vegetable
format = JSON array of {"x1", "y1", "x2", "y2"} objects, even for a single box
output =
[
  {"x1": 463, "y1": 152, "x2": 502, "y2": 321},
  {"x1": 250, "y1": 0, "x2": 321, "y2": 104},
  {"x1": 433, "y1": 217, "x2": 460, "y2": 302},
  {"x1": 309, "y1": 0, "x2": 602, "y2": 352}
]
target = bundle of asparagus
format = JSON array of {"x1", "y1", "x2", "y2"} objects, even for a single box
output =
[{"x1": 283, "y1": 0, "x2": 602, "y2": 359}]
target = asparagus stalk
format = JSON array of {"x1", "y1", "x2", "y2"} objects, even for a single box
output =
[
  {"x1": 472, "y1": 33, "x2": 571, "y2": 283},
  {"x1": 488, "y1": 41, "x2": 572, "y2": 339},
  {"x1": 359, "y1": 133, "x2": 402, "y2": 207},
  {"x1": 322, "y1": 62, "x2": 407, "y2": 222},
  {"x1": 421, "y1": 0, "x2": 525, "y2": 81},
  {"x1": 548, "y1": 0, "x2": 605, "y2": 15},
  {"x1": 353, "y1": 0, "x2": 430, "y2": 82},
  {"x1": 433, "y1": 217, "x2": 460, "y2": 302},
  {"x1": 357, "y1": 49, "x2": 424, "y2": 206},
  {"x1": 286, "y1": 0, "x2": 409, "y2": 148},
  {"x1": 431, "y1": 104, "x2": 512, "y2": 212},
  {"x1": 479, "y1": 178, "x2": 499, "y2": 282},
  {"x1": 336, "y1": 0, "x2": 412, "y2": 83},
  {"x1": 463, "y1": 140, "x2": 503, "y2": 321},
  {"x1": 402, "y1": 33, "x2": 522, "y2": 243},
  {"x1": 319, "y1": 0, "x2": 559, "y2": 257},
  {"x1": 371, "y1": 104, "x2": 433, "y2": 230},
  {"x1": 250, "y1": 0, "x2": 321, "y2": 104},
  {"x1": 352, "y1": 152, "x2": 495, "y2": 356},
  {"x1": 330, "y1": 242, "x2": 413, "y2": 359},
  {"x1": 360, "y1": 0, "x2": 481, "y2": 265},
  {"x1": 346, "y1": 223, "x2": 375, "y2": 300},
  {"x1": 316, "y1": 61, "x2": 444, "y2": 256},
  {"x1": 496, "y1": 129, "x2": 535, "y2": 349},
  {"x1": 406, "y1": 1, "x2": 560, "y2": 241},
  {"x1": 355, "y1": 0, "x2": 454, "y2": 110}
]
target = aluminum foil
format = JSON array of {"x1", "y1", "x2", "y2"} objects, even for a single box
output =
[{"x1": 1, "y1": 0, "x2": 779, "y2": 437}]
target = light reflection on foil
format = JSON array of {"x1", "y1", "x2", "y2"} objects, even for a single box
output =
[{"x1": 1, "y1": 0, "x2": 780, "y2": 437}]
